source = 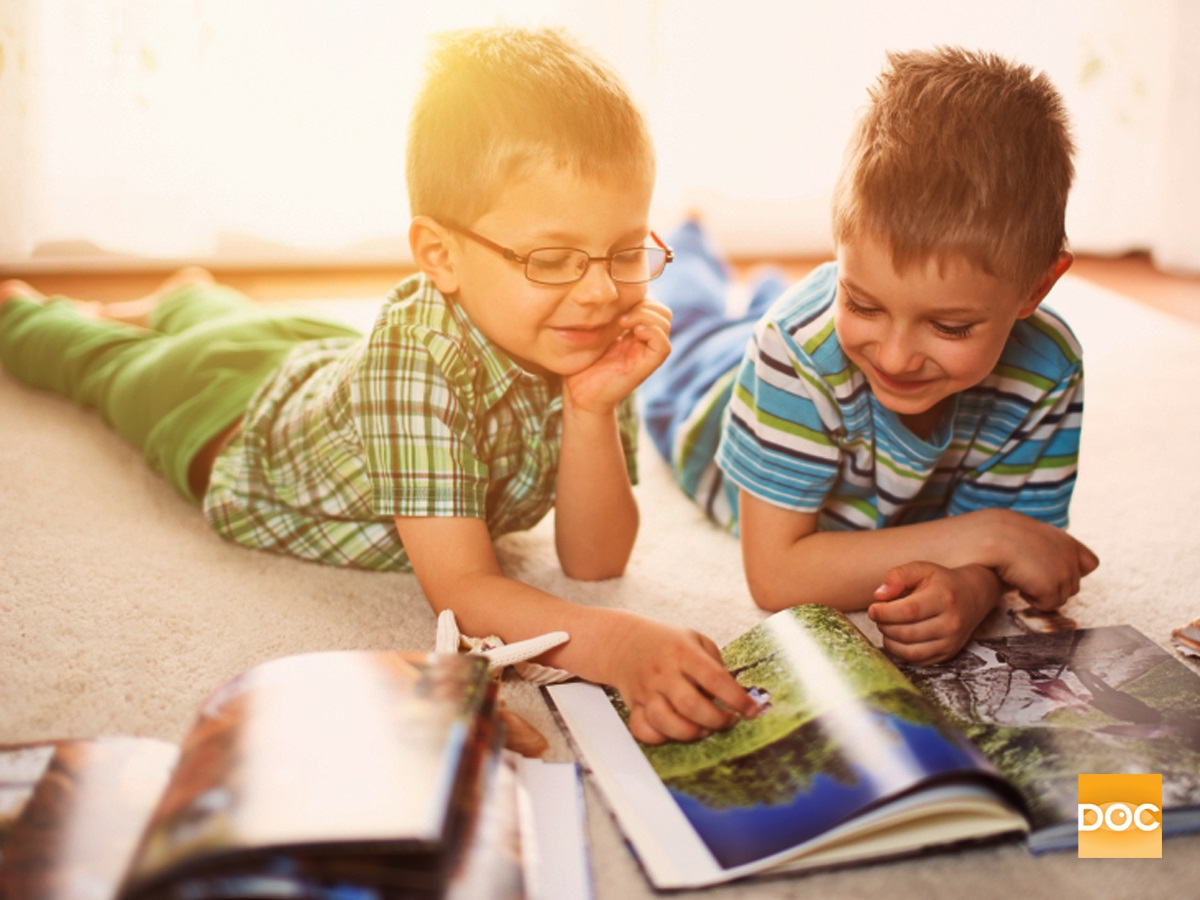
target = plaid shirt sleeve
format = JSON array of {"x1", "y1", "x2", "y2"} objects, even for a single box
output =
[{"x1": 355, "y1": 321, "x2": 489, "y2": 519}]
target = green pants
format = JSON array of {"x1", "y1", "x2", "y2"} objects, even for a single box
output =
[{"x1": 0, "y1": 283, "x2": 360, "y2": 504}]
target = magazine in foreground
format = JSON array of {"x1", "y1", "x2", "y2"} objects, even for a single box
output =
[
  {"x1": 544, "y1": 606, "x2": 1200, "y2": 890},
  {"x1": 0, "y1": 650, "x2": 591, "y2": 900}
]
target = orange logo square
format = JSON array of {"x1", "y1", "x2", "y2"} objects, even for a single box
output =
[{"x1": 1077, "y1": 773, "x2": 1162, "y2": 858}]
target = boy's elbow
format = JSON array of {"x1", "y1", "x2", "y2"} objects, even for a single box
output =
[
  {"x1": 746, "y1": 564, "x2": 831, "y2": 612},
  {"x1": 750, "y1": 590, "x2": 781, "y2": 611},
  {"x1": 557, "y1": 535, "x2": 634, "y2": 581},
  {"x1": 746, "y1": 573, "x2": 796, "y2": 611},
  {"x1": 562, "y1": 559, "x2": 627, "y2": 582}
]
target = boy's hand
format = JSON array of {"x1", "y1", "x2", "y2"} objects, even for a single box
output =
[
  {"x1": 868, "y1": 562, "x2": 1003, "y2": 665},
  {"x1": 972, "y1": 509, "x2": 1099, "y2": 609},
  {"x1": 605, "y1": 616, "x2": 759, "y2": 745},
  {"x1": 564, "y1": 299, "x2": 671, "y2": 416}
]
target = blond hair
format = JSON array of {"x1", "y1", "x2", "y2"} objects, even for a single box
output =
[
  {"x1": 406, "y1": 26, "x2": 655, "y2": 226},
  {"x1": 832, "y1": 47, "x2": 1075, "y2": 293}
]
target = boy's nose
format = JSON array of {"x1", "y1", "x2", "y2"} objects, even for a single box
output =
[
  {"x1": 875, "y1": 332, "x2": 922, "y2": 374},
  {"x1": 571, "y1": 260, "x2": 620, "y2": 306}
]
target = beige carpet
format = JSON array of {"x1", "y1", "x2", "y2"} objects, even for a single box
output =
[{"x1": 2, "y1": 274, "x2": 1198, "y2": 898}]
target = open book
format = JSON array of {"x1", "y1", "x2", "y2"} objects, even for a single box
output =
[
  {"x1": 544, "y1": 606, "x2": 1200, "y2": 890},
  {"x1": 0, "y1": 650, "x2": 591, "y2": 900}
]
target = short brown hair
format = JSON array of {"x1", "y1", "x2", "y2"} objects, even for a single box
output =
[
  {"x1": 831, "y1": 47, "x2": 1075, "y2": 293},
  {"x1": 406, "y1": 26, "x2": 655, "y2": 226}
]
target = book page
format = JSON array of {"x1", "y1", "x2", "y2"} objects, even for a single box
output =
[
  {"x1": 515, "y1": 757, "x2": 593, "y2": 900},
  {"x1": 0, "y1": 738, "x2": 177, "y2": 899},
  {"x1": 546, "y1": 606, "x2": 1025, "y2": 889},
  {"x1": 444, "y1": 742, "x2": 525, "y2": 900},
  {"x1": 900, "y1": 624, "x2": 1200, "y2": 849}
]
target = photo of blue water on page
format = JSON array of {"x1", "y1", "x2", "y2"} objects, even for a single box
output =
[{"x1": 606, "y1": 606, "x2": 1015, "y2": 868}]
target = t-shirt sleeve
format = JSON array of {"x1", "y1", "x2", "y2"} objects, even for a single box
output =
[
  {"x1": 354, "y1": 323, "x2": 489, "y2": 519},
  {"x1": 948, "y1": 311, "x2": 1085, "y2": 528},
  {"x1": 714, "y1": 318, "x2": 842, "y2": 513},
  {"x1": 948, "y1": 363, "x2": 1084, "y2": 527}
]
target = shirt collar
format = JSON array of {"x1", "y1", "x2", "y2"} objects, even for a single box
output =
[{"x1": 400, "y1": 273, "x2": 563, "y2": 406}]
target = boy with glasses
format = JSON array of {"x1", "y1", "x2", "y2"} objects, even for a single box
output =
[
  {"x1": 642, "y1": 47, "x2": 1099, "y2": 666},
  {"x1": 0, "y1": 26, "x2": 758, "y2": 744}
]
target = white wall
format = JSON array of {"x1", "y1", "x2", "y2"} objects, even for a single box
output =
[{"x1": 2, "y1": 0, "x2": 1195, "y2": 271}]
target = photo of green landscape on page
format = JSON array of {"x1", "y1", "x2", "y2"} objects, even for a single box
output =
[
  {"x1": 603, "y1": 606, "x2": 1022, "y2": 869},
  {"x1": 544, "y1": 609, "x2": 1200, "y2": 889}
]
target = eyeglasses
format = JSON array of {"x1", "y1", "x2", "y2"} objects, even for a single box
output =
[{"x1": 445, "y1": 224, "x2": 674, "y2": 286}]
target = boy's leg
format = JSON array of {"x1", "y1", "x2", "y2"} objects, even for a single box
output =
[
  {"x1": 147, "y1": 273, "x2": 258, "y2": 334},
  {"x1": 0, "y1": 294, "x2": 154, "y2": 405},
  {"x1": 112, "y1": 301, "x2": 360, "y2": 503},
  {"x1": 86, "y1": 267, "x2": 221, "y2": 327},
  {"x1": 640, "y1": 221, "x2": 763, "y2": 463},
  {"x1": 745, "y1": 268, "x2": 790, "y2": 319},
  {"x1": 651, "y1": 219, "x2": 734, "y2": 340},
  {"x1": 0, "y1": 282, "x2": 358, "y2": 503},
  {"x1": 0, "y1": 274, "x2": 261, "y2": 409}
]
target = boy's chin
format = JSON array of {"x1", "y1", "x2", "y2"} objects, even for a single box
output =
[
  {"x1": 876, "y1": 395, "x2": 939, "y2": 416},
  {"x1": 522, "y1": 352, "x2": 608, "y2": 381},
  {"x1": 865, "y1": 375, "x2": 947, "y2": 413},
  {"x1": 512, "y1": 356, "x2": 579, "y2": 381}
]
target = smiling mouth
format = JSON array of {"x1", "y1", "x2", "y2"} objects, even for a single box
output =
[
  {"x1": 554, "y1": 319, "x2": 611, "y2": 330},
  {"x1": 551, "y1": 321, "x2": 615, "y2": 337},
  {"x1": 871, "y1": 367, "x2": 934, "y2": 390}
]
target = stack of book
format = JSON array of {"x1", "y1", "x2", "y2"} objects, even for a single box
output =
[{"x1": 0, "y1": 650, "x2": 589, "y2": 899}]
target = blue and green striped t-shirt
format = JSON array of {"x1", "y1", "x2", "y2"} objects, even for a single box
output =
[{"x1": 672, "y1": 263, "x2": 1084, "y2": 533}]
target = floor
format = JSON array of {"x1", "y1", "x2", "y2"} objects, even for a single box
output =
[
  {"x1": 4, "y1": 252, "x2": 1199, "y2": 325},
  {"x1": 1070, "y1": 254, "x2": 1200, "y2": 324}
]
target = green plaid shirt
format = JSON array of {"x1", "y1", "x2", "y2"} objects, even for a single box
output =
[{"x1": 204, "y1": 273, "x2": 640, "y2": 571}]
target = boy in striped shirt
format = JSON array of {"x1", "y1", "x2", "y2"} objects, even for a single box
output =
[
  {"x1": 0, "y1": 27, "x2": 759, "y2": 744},
  {"x1": 643, "y1": 48, "x2": 1099, "y2": 665}
]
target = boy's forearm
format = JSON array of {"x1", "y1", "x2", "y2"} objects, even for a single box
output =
[
  {"x1": 554, "y1": 404, "x2": 638, "y2": 579},
  {"x1": 399, "y1": 511, "x2": 757, "y2": 742},
  {"x1": 426, "y1": 570, "x2": 637, "y2": 685},
  {"x1": 746, "y1": 512, "x2": 1001, "y2": 611}
]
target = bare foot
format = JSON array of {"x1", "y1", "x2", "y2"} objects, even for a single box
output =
[
  {"x1": 0, "y1": 279, "x2": 46, "y2": 308},
  {"x1": 101, "y1": 266, "x2": 216, "y2": 326}
]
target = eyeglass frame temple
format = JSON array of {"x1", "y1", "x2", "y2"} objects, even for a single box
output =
[
  {"x1": 444, "y1": 225, "x2": 527, "y2": 263},
  {"x1": 650, "y1": 230, "x2": 674, "y2": 265}
]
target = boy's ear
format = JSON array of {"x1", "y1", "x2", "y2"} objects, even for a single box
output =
[
  {"x1": 1017, "y1": 251, "x2": 1074, "y2": 318},
  {"x1": 409, "y1": 216, "x2": 459, "y2": 295}
]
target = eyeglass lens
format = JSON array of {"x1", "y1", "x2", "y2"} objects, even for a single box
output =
[{"x1": 525, "y1": 247, "x2": 668, "y2": 285}]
